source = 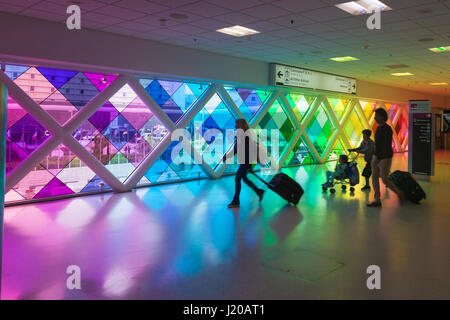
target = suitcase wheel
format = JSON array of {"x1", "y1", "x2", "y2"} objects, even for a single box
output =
[
  {"x1": 330, "y1": 188, "x2": 336, "y2": 194},
  {"x1": 341, "y1": 185, "x2": 346, "y2": 190},
  {"x1": 350, "y1": 187, "x2": 355, "y2": 192}
]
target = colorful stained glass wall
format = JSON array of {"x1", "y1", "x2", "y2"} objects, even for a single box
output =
[{"x1": 1, "y1": 63, "x2": 409, "y2": 205}]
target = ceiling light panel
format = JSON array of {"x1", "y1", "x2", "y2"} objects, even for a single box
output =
[
  {"x1": 216, "y1": 25, "x2": 260, "y2": 37},
  {"x1": 335, "y1": 0, "x2": 391, "y2": 15},
  {"x1": 391, "y1": 72, "x2": 414, "y2": 76},
  {"x1": 330, "y1": 56, "x2": 360, "y2": 62},
  {"x1": 428, "y1": 46, "x2": 450, "y2": 53}
]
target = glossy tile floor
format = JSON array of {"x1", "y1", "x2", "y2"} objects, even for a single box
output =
[{"x1": 2, "y1": 152, "x2": 450, "y2": 300}]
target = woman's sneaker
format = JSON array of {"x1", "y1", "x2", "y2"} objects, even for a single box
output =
[
  {"x1": 367, "y1": 200, "x2": 382, "y2": 207},
  {"x1": 227, "y1": 201, "x2": 240, "y2": 208}
]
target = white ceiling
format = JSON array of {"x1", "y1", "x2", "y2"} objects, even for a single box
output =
[{"x1": 1, "y1": 0, "x2": 449, "y2": 96}]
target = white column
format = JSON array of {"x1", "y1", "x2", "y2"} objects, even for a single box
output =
[{"x1": 0, "y1": 80, "x2": 7, "y2": 297}]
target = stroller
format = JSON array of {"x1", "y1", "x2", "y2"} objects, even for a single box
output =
[{"x1": 322, "y1": 154, "x2": 360, "y2": 193}]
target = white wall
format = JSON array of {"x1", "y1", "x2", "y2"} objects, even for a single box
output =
[{"x1": 0, "y1": 11, "x2": 448, "y2": 108}]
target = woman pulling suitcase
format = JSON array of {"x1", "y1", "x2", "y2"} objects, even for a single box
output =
[
  {"x1": 222, "y1": 119, "x2": 265, "y2": 208},
  {"x1": 367, "y1": 108, "x2": 405, "y2": 207}
]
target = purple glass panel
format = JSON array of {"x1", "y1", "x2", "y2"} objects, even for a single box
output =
[
  {"x1": 84, "y1": 73, "x2": 118, "y2": 91},
  {"x1": 80, "y1": 175, "x2": 111, "y2": 193},
  {"x1": 33, "y1": 177, "x2": 74, "y2": 199},
  {"x1": 101, "y1": 113, "x2": 137, "y2": 151},
  {"x1": 88, "y1": 102, "x2": 119, "y2": 132},
  {"x1": 144, "y1": 80, "x2": 170, "y2": 105},
  {"x1": 73, "y1": 121, "x2": 99, "y2": 147},
  {"x1": 161, "y1": 98, "x2": 183, "y2": 123},
  {"x1": 7, "y1": 114, "x2": 51, "y2": 154},
  {"x1": 36, "y1": 67, "x2": 78, "y2": 89},
  {"x1": 237, "y1": 88, "x2": 252, "y2": 102},
  {"x1": 244, "y1": 92, "x2": 262, "y2": 115},
  {"x1": 58, "y1": 72, "x2": 99, "y2": 110},
  {"x1": 158, "y1": 80, "x2": 183, "y2": 96}
]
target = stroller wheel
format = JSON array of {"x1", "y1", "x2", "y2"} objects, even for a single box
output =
[
  {"x1": 350, "y1": 187, "x2": 355, "y2": 192},
  {"x1": 341, "y1": 185, "x2": 347, "y2": 190},
  {"x1": 330, "y1": 188, "x2": 336, "y2": 194}
]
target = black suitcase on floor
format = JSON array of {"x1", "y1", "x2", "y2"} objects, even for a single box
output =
[
  {"x1": 251, "y1": 171, "x2": 304, "y2": 205},
  {"x1": 389, "y1": 170, "x2": 426, "y2": 204}
]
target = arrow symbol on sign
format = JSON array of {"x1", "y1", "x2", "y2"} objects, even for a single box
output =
[{"x1": 277, "y1": 71, "x2": 283, "y2": 78}]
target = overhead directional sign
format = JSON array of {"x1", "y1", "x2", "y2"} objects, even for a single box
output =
[{"x1": 270, "y1": 63, "x2": 357, "y2": 94}]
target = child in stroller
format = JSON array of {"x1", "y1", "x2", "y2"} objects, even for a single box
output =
[{"x1": 322, "y1": 154, "x2": 360, "y2": 193}]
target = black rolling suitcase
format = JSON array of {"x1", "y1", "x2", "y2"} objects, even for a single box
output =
[
  {"x1": 389, "y1": 170, "x2": 426, "y2": 204},
  {"x1": 250, "y1": 171, "x2": 304, "y2": 205}
]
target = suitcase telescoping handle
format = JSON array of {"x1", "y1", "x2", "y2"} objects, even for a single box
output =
[{"x1": 249, "y1": 170, "x2": 271, "y2": 188}]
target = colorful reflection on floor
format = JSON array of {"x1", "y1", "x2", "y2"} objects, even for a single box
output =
[{"x1": 2, "y1": 153, "x2": 450, "y2": 299}]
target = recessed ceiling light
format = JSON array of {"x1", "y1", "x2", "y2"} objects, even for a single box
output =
[
  {"x1": 418, "y1": 38, "x2": 434, "y2": 42},
  {"x1": 391, "y1": 72, "x2": 414, "y2": 76},
  {"x1": 429, "y1": 82, "x2": 448, "y2": 86},
  {"x1": 335, "y1": 0, "x2": 391, "y2": 16},
  {"x1": 417, "y1": 8, "x2": 432, "y2": 14},
  {"x1": 429, "y1": 46, "x2": 450, "y2": 53},
  {"x1": 330, "y1": 56, "x2": 360, "y2": 62},
  {"x1": 170, "y1": 13, "x2": 188, "y2": 19},
  {"x1": 159, "y1": 18, "x2": 168, "y2": 26},
  {"x1": 216, "y1": 25, "x2": 260, "y2": 37},
  {"x1": 386, "y1": 64, "x2": 410, "y2": 69}
]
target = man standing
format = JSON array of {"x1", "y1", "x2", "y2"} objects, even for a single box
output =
[{"x1": 367, "y1": 108, "x2": 404, "y2": 207}]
